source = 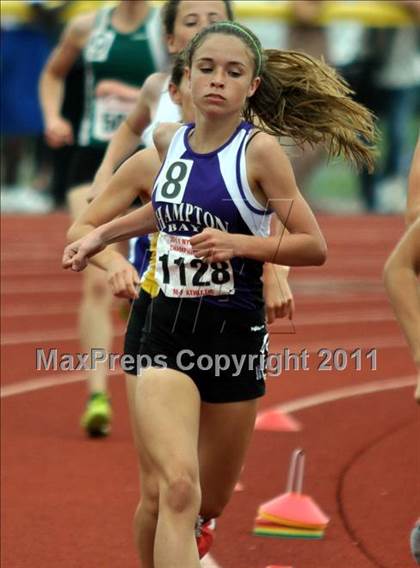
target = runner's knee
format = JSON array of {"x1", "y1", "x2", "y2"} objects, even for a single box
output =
[
  {"x1": 162, "y1": 468, "x2": 201, "y2": 514},
  {"x1": 83, "y1": 271, "x2": 111, "y2": 302}
]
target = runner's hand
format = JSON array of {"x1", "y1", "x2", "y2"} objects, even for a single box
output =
[
  {"x1": 190, "y1": 228, "x2": 236, "y2": 263},
  {"x1": 263, "y1": 264, "x2": 294, "y2": 323},
  {"x1": 62, "y1": 231, "x2": 106, "y2": 271},
  {"x1": 106, "y1": 256, "x2": 140, "y2": 300},
  {"x1": 45, "y1": 116, "x2": 74, "y2": 148}
]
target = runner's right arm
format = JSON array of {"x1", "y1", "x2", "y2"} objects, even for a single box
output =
[{"x1": 39, "y1": 13, "x2": 94, "y2": 148}]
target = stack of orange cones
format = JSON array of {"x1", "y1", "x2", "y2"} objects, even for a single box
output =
[{"x1": 253, "y1": 449, "x2": 330, "y2": 539}]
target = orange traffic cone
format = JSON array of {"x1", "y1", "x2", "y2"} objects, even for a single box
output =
[
  {"x1": 254, "y1": 449, "x2": 329, "y2": 538},
  {"x1": 259, "y1": 494, "x2": 328, "y2": 529},
  {"x1": 255, "y1": 409, "x2": 301, "y2": 432}
]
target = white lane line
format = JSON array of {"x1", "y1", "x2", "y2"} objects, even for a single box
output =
[
  {"x1": 1, "y1": 327, "x2": 125, "y2": 345},
  {"x1": 1, "y1": 282, "x2": 81, "y2": 295},
  {"x1": 275, "y1": 376, "x2": 416, "y2": 414},
  {"x1": 2, "y1": 305, "x2": 81, "y2": 317},
  {"x1": 1, "y1": 307, "x2": 394, "y2": 324},
  {"x1": 1, "y1": 252, "x2": 63, "y2": 261},
  {"x1": 0, "y1": 259, "x2": 386, "y2": 276},
  {"x1": 0, "y1": 278, "x2": 382, "y2": 295},
  {"x1": 0, "y1": 332, "x2": 405, "y2": 349},
  {"x1": 1, "y1": 373, "x2": 87, "y2": 397},
  {"x1": 1, "y1": 267, "x2": 68, "y2": 276},
  {"x1": 3, "y1": 371, "x2": 414, "y2": 405},
  {"x1": 1, "y1": 329, "x2": 97, "y2": 345},
  {"x1": 1, "y1": 322, "x2": 402, "y2": 346},
  {"x1": 0, "y1": 371, "x2": 124, "y2": 398},
  {"x1": 1, "y1": 295, "x2": 390, "y2": 318},
  {"x1": 0, "y1": 330, "x2": 395, "y2": 347}
]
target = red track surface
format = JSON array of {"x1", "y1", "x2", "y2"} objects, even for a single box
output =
[{"x1": 1, "y1": 213, "x2": 419, "y2": 568}]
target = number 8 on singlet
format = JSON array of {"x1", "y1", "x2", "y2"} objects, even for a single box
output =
[{"x1": 154, "y1": 160, "x2": 193, "y2": 204}]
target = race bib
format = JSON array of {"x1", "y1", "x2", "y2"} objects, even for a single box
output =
[
  {"x1": 85, "y1": 30, "x2": 115, "y2": 62},
  {"x1": 93, "y1": 96, "x2": 135, "y2": 142},
  {"x1": 156, "y1": 233, "x2": 235, "y2": 298},
  {"x1": 154, "y1": 159, "x2": 193, "y2": 205}
]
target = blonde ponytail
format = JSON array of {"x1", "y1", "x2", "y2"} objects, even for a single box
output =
[{"x1": 245, "y1": 49, "x2": 377, "y2": 172}]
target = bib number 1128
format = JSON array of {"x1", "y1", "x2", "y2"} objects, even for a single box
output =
[
  {"x1": 158, "y1": 254, "x2": 231, "y2": 287},
  {"x1": 155, "y1": 233, "x2": 234, "y2": 297}
]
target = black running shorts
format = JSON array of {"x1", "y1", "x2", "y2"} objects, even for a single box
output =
[
  {"x1": 133, "y1": 292, "x2": 268, "y2": 403},
  {"x1": 124, "y1": 288, "x2": 153, "y2": 375},
  {"x1": 67, "y1": 146, "x2": 106, "y2": 190}
]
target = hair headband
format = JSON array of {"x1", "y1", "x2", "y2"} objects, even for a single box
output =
[{"x1": 220, "y1": 22, "x2": 262, "y2": 75}]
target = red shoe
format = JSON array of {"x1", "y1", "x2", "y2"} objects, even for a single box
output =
[{"x1": 196, "y1": 517, "x2": 216, "y2": 559}]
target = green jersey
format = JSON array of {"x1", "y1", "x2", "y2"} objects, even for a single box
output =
[{"x1": 79, "y1": 6, "x2": 166, "y2": 148}]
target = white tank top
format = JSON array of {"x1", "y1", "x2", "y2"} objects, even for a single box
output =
[{"x1": 141, "y1": 76, "x2": 182, "y2": 148}]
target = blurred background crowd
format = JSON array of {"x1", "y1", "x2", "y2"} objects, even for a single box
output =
[{"x1": 1, "y1": 0, "x2": 419, "y2": 215}]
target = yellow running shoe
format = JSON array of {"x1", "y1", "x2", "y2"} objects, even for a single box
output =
[{"x1": 80, "y1": 392, "x2": 112, "y2": 437}]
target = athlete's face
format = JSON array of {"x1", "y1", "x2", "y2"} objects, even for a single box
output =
[
  {"x1": 189, "y1": 34, "x2": 260, "y2": 118},
  {"x1": 167, "y1": 1, "x2": 229, "y2": 54}
]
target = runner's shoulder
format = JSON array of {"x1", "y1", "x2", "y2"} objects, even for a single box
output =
[
  {"x1": 65, "y1": 12, "x2": 96, "y2": 48},
  {"x1": 153, "y1": 122, "x2": 183, "y2": 158},
  {"x1": 142, "y1": 72, "x2": 170, "y2": 102}
]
